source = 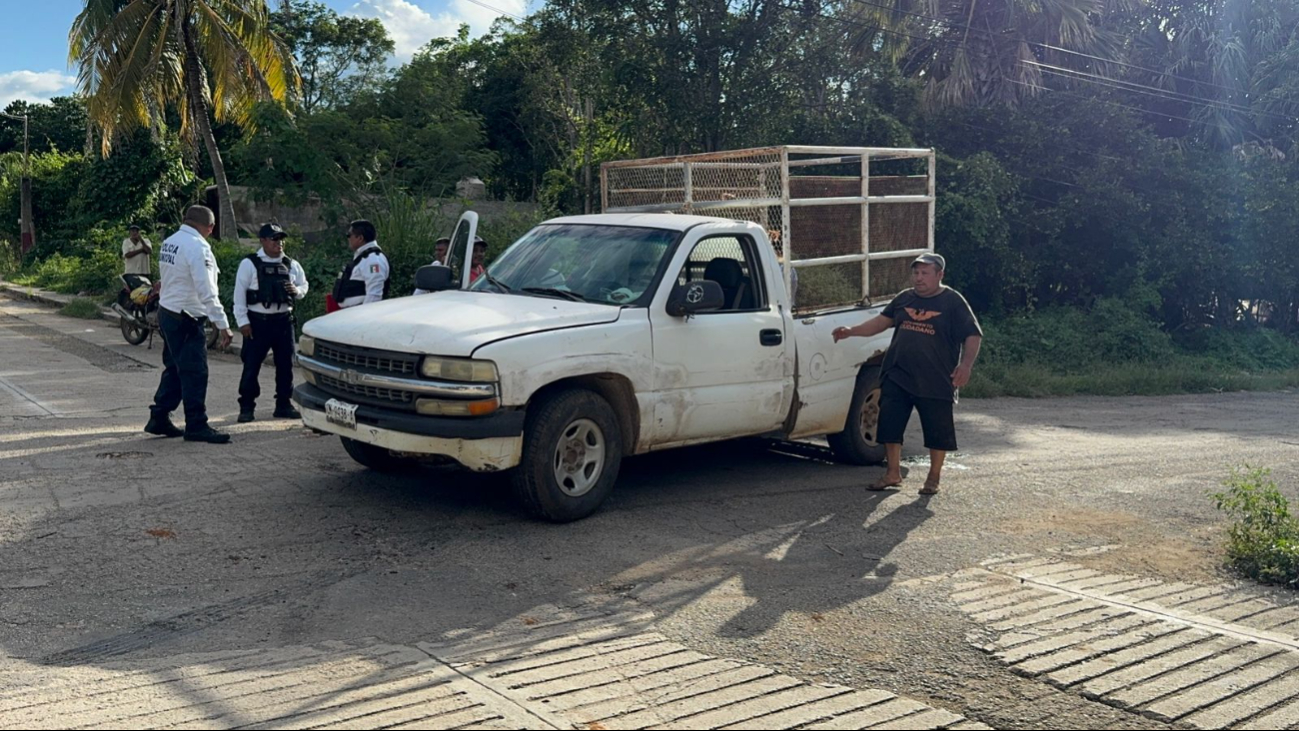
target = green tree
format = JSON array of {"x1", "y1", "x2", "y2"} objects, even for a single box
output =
[
  {"x1": 272, "y1": 0, "x2": 393, "y2": 112},
  {"x1": 69, "y1": 0, "x2": 299, "y2": 240},
  {"x1": 0, "y1": 97, "x2": 90, "y2": 154},
  {"x1": 1120, "y1": 0, "x2": 1299, "y2": 149},
  {"x1": 850, "y1": 0, "x2": 1121, "y2": 108}
]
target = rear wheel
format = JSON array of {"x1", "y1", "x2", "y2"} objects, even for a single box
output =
[
  {"x1": 340, "y1": 437, "x2": 418, "y2": 472},
  {"x1": 827, "y1": 365, "x2": 887, "y2": 465},
  {"x1": 513, "y1": 389, "x2": 623, "y2": 522}
]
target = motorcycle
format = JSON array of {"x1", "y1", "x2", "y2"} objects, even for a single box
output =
[{"x1": 111, "y1": 274, "x2": 219, "y2": 350}]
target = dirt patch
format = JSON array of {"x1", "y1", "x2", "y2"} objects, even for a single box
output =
[
  {"x1": 998, "y1": 508, "x2": 1227, "y2": 583},
  {"x1": 1078, "y1": 530, "x2": 1227, "y2": 584},
  {"x1": 999, "y1": 507, "x2": 1144, "y2": 537}
]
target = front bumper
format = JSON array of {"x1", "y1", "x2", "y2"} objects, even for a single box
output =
[{"x1": 293, "y1": 384, "x2": 525, "y2": 471}]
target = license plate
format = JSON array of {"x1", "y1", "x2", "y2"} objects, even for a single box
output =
[{"x1": 325, "y1": 399, "x2": 358, "y2": 429}]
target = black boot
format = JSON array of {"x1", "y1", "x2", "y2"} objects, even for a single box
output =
[
  {"x1": 144, "y1": 415, "x2": 184, "y2": 438},
  {"x1": 273, "y1": 404, "x2": 301, "y2": 419},
  {"x1": 184, "y1": 427, "x2": 231, "y2": 444},
  {"x1": 237, "y1": 410, "x2": 255, "y2": 423}
]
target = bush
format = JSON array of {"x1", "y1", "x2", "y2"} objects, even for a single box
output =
[
  {"x1": 22, "y1": 249, "x2": 122, "y2": 295},
  {"x1": 1211, "y1": 466, "x2": 1299, "y2": 588},
  {"x1": 978, "y1": 298, "x2": 1176, "y2": 373},
  {"x1": 59, "y1": 297, "x2": 104, "y2": 319}
]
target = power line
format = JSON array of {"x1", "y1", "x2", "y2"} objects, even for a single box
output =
[
  {"x1": 1004, "y1": 78, "x2": 1211, "y2": 127},
  {"x1": 1026, "y1": 60, "x2": 1298, "y2": 124},
  {"x1": 462, "y1": 0, "x2": 526, "y2": 22},
  {"x1": 778, "y1": 4, "x2": 1288, "y2": 127},
  {"x1": 837, "y1": 0, "x2": 1298, "y2": 109}
]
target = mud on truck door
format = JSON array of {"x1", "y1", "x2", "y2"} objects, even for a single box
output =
[{"x1": 649, "y1": 232, "x2": 793, "y2": 445}]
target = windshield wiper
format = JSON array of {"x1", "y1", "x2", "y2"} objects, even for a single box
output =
[
  {"x1": 481, "y1": 270, "x2": 512, "y2": 293},
  {"x1": 521, "y1": 287, "x2": 592, "y2": 303}
]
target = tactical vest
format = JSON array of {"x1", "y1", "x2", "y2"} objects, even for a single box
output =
[
  {"x1": 245, "y1": 253, "x2": 296, "y2": 307},
  {"x1": 332, "y1": 246, "x2": 391, "y2": 303}
]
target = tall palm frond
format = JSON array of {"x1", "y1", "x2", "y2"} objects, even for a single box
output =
[{"x1": 70, "y1": 0, "x2": 299, "y2": 239}]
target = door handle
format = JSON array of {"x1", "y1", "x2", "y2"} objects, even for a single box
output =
[{"x1": 760, "y1": 329, "x2": 783, "y2": 346}]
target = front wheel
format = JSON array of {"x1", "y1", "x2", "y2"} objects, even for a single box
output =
[
  {"x1": 827, "y1": 365, "x2": 887, "y2": 465},
  {"x1": 512, "y1": 389, "x2": 623, "y2": 522},
  {"x1": 340, "y1": 437, "x2": 418, "y2": 473}
]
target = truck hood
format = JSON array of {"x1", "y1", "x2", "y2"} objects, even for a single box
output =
[{"x1": 302, "y1": 291, "x2": 623, "y2": 357}]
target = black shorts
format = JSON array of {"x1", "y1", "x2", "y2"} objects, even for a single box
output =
[{"x1": 877, "y1": 377, "x2": 958, "y2": 451}]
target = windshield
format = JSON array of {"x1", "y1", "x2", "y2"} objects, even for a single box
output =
[{"x1": 470, "y1": 224, "x2": 677, "y2": 306}]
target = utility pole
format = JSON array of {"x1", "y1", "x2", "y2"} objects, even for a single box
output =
[{"x1": 1, "y1": 111, "x2": 34, "y2": 257}]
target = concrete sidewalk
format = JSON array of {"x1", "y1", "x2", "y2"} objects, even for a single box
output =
[
  {"x1": 0, "y1": 607, "x2": 990, "y2": 730},
  {"x1": 0, "y1": 278, "x2": 248, "y2": 357}
]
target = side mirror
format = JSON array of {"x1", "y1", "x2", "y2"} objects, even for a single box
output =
[
  {"x1": 667, "y1": 280, "x2": 725, "y2": 317},
  {"x1": 414, "y1": 264, "x2": 457, "y2": 292}
]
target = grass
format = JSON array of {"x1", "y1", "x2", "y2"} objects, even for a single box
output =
[
  {"x1": 960, "y1": 301, "x2": 1299, "y2": 398},
  {"x1": 59, "y1": 297, "x2": 105, "y2": 319},
  {"x1": 1211, "y1": 466, "x2": 1299, "y2": 589},
  {"x1": 964, "y1": 362, "x2": 1299, "y2": 398}
]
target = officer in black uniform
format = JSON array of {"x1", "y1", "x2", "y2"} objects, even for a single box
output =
[{"x1": 234, "y1": 223, "x2": 309, "y2": 423}]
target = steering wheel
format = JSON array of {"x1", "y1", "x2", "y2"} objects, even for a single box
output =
[{"x1": 606, "y1": 287, "x2": 637, "y2": 303}]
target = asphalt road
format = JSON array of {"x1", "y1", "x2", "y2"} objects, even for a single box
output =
[{"x1": 2, "y1": 291, "x2": 1297, "y2": 729}]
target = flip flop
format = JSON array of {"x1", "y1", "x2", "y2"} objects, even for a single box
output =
[
  {"x1": 919, "y1": 480, "x2": 940, "y2": 495},
  {"x1": 867, "y1": 478, "x2": 903, "y2": 491}
]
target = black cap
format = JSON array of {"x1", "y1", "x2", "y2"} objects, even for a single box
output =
[
  {"x1": 258, "y1": 223, "x2": 287, "y2": 240},
  {"x1": 911, "y1": 252, "x2": 946, "y2": 270}
]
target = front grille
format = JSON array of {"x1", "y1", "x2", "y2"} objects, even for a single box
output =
[
  {"x1": 317, "y1": 341, "x2": 419, "y2": 376},
  {"x1": 318, "y1": 375, "x2": 415, "y2": 409}
]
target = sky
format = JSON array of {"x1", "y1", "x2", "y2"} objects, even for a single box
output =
[{"x1": 0, "y1": 0, "x2": 528, "y2": 108}]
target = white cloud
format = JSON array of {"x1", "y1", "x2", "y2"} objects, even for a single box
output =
[
  {"x1": 347, "y1": 0, "x2": 527, "y2": 61},
  {"x1": 0, "y1": 70, "x2": 77, "y2": 108}
]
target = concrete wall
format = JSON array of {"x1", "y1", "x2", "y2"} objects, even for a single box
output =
[{"x1": 207, "y1": 185, "x2": 540, "y2": 243}]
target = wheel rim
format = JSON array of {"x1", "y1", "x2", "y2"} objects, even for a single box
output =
[
  {"x1": 121, "y1": 318, "x2": 145, "y2": 341},
  {"x1": 859, "y1": 387, "x2": 882, "y2": 446},
  {"x1": 552, "y1": 418, "x2": 606, "y2": 497}
]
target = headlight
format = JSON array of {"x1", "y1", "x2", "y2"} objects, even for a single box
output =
[
  {"x1": 298, "y1": 335, "x2": 315, "y2": 357},
  {"x1": 416, "y1": 397, "x2": 500, "y2": 416},
  {"x1": 420, "y1": 357, "x2": 498, "y2": 382}
]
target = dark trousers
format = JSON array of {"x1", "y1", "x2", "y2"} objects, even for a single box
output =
[
  {"x1": 152, "y1": 308, "x2": 210, "y2": 432},
  {"x1": 238, "y1": 312, "x2": 296, "y2": 411},
  {"x1": 876, "y1": 376, "x2": 959, "y2": 452}
]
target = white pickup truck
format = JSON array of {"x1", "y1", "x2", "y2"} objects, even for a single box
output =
[{"x1": 295, "y1": 145, "x2": 935, "y2": 521}]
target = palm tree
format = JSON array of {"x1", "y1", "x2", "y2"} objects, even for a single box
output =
[
  {"x1": 70, "y1": 0, "x2": 298, "y2": 240},
  {"x1": 846, "y1": 0, "x2": 1122, "y2": 108}
]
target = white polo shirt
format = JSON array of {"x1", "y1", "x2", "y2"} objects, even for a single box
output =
[
  {"x1": 157, "y1": 225, "x2": 230, "y2": 330},
  {"x1": 233, "y1": 252, "x2": 310, "y2": 327}
]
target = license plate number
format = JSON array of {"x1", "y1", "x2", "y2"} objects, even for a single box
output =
[{"x1": 325, "y1": 399, "x2": 358, "y2": 429}]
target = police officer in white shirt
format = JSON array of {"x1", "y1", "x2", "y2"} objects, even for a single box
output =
[
  {"x1": 145, "y1": 205, "x2": 235, "y2": 444},
  {"x1": 234, "y1": 223, "x2": 309, "y2": 423},
  {"x1": 332, "y1": 219, "x2": 390, "y2": 308}
]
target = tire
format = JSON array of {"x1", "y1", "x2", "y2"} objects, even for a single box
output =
[
  {"x1": 512, "y1": 389, "x2": 623, "y2": 523},
  {"x1": 827, "y1": 365, "x2": 888, "y2": 465},
  {"x1": 120, "y1": 315, "x2": 148, "y2": 345},
  {"x1": 340, "y1": 436, "x2": 417, "y2": 473},
  {"x1": 205, "y1": 322, "x2": 220, "y2": 350}
]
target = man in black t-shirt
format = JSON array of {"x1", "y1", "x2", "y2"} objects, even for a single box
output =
[{"x1": 832, "y1": 253, "x2": 983, "y2": 495}]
